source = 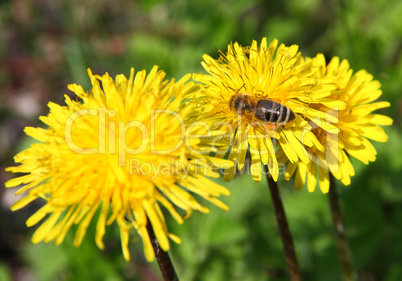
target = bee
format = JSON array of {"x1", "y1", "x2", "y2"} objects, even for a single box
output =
[{"x1": 229, "y1": 93, "x2": 295, "y2": 129}]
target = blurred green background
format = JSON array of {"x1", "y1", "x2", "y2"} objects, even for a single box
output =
[{"x1": 0, "y1": 0, "x2": 401, "y2": 280}]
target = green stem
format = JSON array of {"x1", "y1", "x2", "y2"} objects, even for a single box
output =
[
  {"x1": 146, "y1": 221, "x2": 179, "y2": 281},
  {"x1": 328, "y1": 173, "x2": 358, "y2": 281},
  {"x1": 264, "y1": 165, "x2": 302, "y2": 281}
]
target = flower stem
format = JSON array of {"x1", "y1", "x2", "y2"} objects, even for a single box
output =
[
  {"x1": 264, "y1": 165, "x2": 302, "y2": 281},
  {"x1": 328, "y1": 173, "x2": 358, "y2": 281},
  {"x1": 146, "y1": 221, "x2": 179, "y2": 281}
]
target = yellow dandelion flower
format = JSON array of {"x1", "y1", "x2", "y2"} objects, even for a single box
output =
[
  {"x1": 5, "y1": 67, "x2": 230, "y2": 262},
  {"x1": 191, "y1": 38, "x2": 339, "y2": 182},
  {"x1": 283, "y1": 54, "x2": 393, "y2": 193}
]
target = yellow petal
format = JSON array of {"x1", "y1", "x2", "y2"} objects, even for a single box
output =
[
  {"x1": 295, "y1": 163, "x2": 307, "y2": 190},
  {"x1": 32, "y1": 212, "x2": 62, "y2": 244},
  {"x1": 74, "y1": 203, "x2": 99, "y2": 247},
  {"x1": 95, "y1": 200, "x2": 110, "y2": 250},
  {"x1": 318, "y1": 164, "x2": 330, "y2": 194},
  {"x1": 285, "y1": 162, "x2": 297, "y2": 181},
  {"x1": 306, "y1": 163, "x2": 317, "y2": 192},
  {"x1": 143, "y1": 200, "x2": 169, "y2": 252},
  {"x1": 11, "y1": 195, "x2": 37, "y2": 211},
  {"x1": 120, "y1": 223, "x2": 132, "y2": 262},
  {"x1": 26, "y1": 205, "x2": 51, "y2": 227}
]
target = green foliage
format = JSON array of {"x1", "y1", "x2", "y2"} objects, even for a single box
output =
[
  {"x1": 0, "y1": 263, "x2": 12, "y2": 281},
  {"x1": 1, "y1": 0, "x2": 401, "y2": 280}
]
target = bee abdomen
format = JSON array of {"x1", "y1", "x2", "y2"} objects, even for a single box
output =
[{"x1": 255, "y1": 100, "x2": 295, "y2": 124}]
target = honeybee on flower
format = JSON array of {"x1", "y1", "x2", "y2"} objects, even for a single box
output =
[{"x1": 188, "y1": 38, "x2": 343, "y2": 182}]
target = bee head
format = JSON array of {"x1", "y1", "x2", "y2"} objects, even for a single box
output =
[{"x1": 229, "y1": 93, "x2": 255, "y2": 114}]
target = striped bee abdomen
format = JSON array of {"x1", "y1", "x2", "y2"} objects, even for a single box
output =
[{"x1": 255, "y1": 99, "x2": 295, "y2": 125}]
